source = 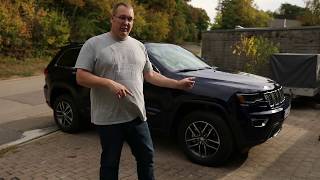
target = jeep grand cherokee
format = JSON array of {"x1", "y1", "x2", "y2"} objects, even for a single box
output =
[{"x1": 44, "y1": 43, "x2": 291, "y2": 166}]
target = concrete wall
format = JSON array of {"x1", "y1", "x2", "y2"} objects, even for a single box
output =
[
  {"x1": 269, "y1": 19, "x2": 301, "y2": 28},
  {"x1": 201, "y1": 26, "x2": 320, "y2": 77}
]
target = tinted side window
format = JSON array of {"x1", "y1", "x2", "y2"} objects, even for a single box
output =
[{"x1": 57, "y1": 48, "x2": 81, "y2": 67}]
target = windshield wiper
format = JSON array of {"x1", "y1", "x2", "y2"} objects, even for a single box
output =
[
  {"x1": 176, "y1": 68, "x2": 199, "y2": 72},
  {"x1": 176, "y1": 67, "x2": 212, "y2": 73},
  {"x1": 197, "y1": 67, "x2": 212, "y2": 70}
]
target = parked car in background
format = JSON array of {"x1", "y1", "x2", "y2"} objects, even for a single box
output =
[{"x1": 44, "y1": 43, "x2": 291, "y2": 166}]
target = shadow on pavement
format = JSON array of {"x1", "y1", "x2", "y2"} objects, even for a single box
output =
[
  {"x1": 291, "y1": 96, "x2": 320, "y2": 110},
  {"x1": 0, "y1": 115, "x2": 55, "y2": 145},
  {"x1": 151, "y1": 134, "x2": 247, "y2": 179}
]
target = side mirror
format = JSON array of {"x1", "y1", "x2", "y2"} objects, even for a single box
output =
[{"x1": 201, "y1": 57, "x2": 207, "y2": 62}]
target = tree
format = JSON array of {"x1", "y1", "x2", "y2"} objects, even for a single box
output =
[
  {"x1": 232, "y1": 35, "x2": 279, "y2": 74},
  {"x1": 136, "y1": 0, "x2": 210, "y2": 42},
  {"x1": 274, "y1": 3, "x2": 306, "y2": 20},
  {"x1": 301, "y1": 0, "x2": 320, "y2": 26},
  {"x1": 1, "y1": 0, "x2": 210, "y2": 59},
  {"x1": 214, "y1": 0, "x2": 271, "y2": 29},
  {"x1": 0, "y1": 0, "x2": 34, "y2": 57},
  {"x1": 128, "y1": 4, "x2": 148, "y2": 40},
  {"x1": 37, "y1": 10, "x2": 70, "y2": 48},
  {"x1": 211, "y1": 12, "x2": 222, "y2": 29},
  {"x1": 167, "y1": 11, "x2": 188, "y2": 43},
  {"x1": 145, "y1": 11, "x2": 170, "y2": 42},
  {"x1": 190, "y1": 7, "x2": 210, "y2": 40}
]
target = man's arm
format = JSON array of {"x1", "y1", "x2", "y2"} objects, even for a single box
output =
[
  {"x1": 76, "y1": 69, "x2": 133, "y2": 98},
  {"x1": 143, "y1": 70, "x2": 195, "y2": 90}
]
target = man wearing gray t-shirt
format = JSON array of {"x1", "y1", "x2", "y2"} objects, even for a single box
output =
[{"x1": 75, "y1": 2, "x2": 195, "y2": 180}]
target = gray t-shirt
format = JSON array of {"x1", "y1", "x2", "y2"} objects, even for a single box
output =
[{"x1": 75, "y1": 33, "x2": 153, "y2": 125}]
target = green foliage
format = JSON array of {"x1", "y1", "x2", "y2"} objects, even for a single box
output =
[
  {"x1": 273, "y1": 3, "x2": 306, "y2": 20},
  {"x1": 301, "y1": 0, "x2": 320, "y2": 26},
  {"x1": 0, "y1": 0, "x2": 33, "y2": 57},
  {"x1": 144, "y1": 11, "x2": 170, "y2": 42},
  {"x1": 190, "y1": 7, "x2": 210, "y2": 40},
  {"x1": 167, "y1": 13, "x2": 188, "y2": 43},
  {"x1": 170, "y1": 2, "x2": 208, "y2": 42},
  {"x1": 131, "y1": 3, "x2": 170, "y2": 42},
  {"x1": 130, "y1": 4, "x2": 147, "y2": 40},
  {"x1": 71, "y1": 13, "x2": 105, "y2": 42},
  {"x1": 0, "y1": 0, "x2": 210, "y2": 59},
  {"x1": 215, "y1": 0, "x2": 271, "y2": 29},
  {"x1": 136, "y1": 0, "x2": 209, "y2": 42},
  {"x1": 232, "y1": 35, "x2": 279, "y2": 74},
  {"x1": 36, "y1": 10, "x2": 71, "y2": 49},
  {"x1": 211, "y1": 13, "x2": 223, "y2": 30}
]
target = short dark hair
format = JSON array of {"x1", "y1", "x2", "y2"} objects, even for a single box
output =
[{"x1": 112, "y1": 2, "x2": 133, "y2": 16}]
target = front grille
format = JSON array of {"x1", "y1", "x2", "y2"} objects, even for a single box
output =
[{"x1": 264, "y1": 87, "x2": 285, "y2": 108}]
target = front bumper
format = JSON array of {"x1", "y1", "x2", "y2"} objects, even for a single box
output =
[{"x1": 238, "y1": 96, "x2": 291, "y2": 146}]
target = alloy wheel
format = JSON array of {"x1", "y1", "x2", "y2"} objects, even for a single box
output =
[
  {"x1": 55, "y1": 101, "x2": 73, "y2": 128},
  {"x1": 184, "y1": 120, "x2": 220, "y2": 158}
]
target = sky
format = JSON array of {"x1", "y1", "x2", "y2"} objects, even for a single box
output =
[{"x1": 189, "y1": 0, "x2": 306, "y2": 22}]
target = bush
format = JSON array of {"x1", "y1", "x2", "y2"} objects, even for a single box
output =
[
  {"x1": 0, "y1": 0, "x2": 32, "y2": 58},
  {"x1": 35, "y1": 9, "x2": 71, "y2": 50},
  {"x1": 232, "y1": 35, "x2": 279, "y2": 74},
  {"x1": 70, "y1": 12, "x2": 106, "y2": 42}
]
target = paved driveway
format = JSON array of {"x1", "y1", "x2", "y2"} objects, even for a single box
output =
[
  {"x1": 0, "y1": 99, "x2": 319, "y2": 180},
  {"x1": 0, "y1": 76, "x2": 54, "y2": 146}
]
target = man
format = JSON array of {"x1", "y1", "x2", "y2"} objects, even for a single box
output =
[{"x1": 75, "y1": 2, "x2": 195, "y2": 180}]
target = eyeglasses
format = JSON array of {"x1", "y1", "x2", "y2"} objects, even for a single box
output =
[{"x1": 114, "y1": 15, "x2": 134, "y2": 23}]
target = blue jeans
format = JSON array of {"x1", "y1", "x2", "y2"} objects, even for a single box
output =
[{"x1": 96, "y1": 118, "x2": 155, "y2": 180}]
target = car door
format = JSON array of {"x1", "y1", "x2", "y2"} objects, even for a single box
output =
[
  {"x1": 143, "y1": 63, "x2": 176, "y2": 133},
  {"x1": 54, "y1": 47, "x2": 80, "y2": 86},
  {"x1": 54, "y1": 47, "x2": 91, "y2": 116}
]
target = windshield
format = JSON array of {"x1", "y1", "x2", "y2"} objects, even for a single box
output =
[{"x1": 146, "y1": 43, "x2": 211, "y2": 72}]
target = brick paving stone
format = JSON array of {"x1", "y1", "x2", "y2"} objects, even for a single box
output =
[{"x1": 0, "y1": 105, "x2": 319, "y2": 179}]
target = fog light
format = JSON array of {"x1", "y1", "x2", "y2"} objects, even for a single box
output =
[{"x1": 251, "y1": 118, "x2": 269, "y2": 127}]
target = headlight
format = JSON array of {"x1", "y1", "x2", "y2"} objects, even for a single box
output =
[{"x1": 237, "y1": 93, "x2": 264, "y2": 104}]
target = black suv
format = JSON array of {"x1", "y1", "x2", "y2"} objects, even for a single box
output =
[{"x1": 44, "y1": 43, "x2": 291, "y2": 166}]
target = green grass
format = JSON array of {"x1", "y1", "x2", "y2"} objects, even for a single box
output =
[{"x1": 0, "y1": 56, "x2": 51, "y2": 80}]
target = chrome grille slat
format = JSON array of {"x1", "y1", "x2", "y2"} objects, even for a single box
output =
[{"x1": 264, "y1": 87, "x2": 285, "y2": 108}]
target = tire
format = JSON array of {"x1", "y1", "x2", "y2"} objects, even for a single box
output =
[
  {"x1": 178, "y1": 111, "x2": 233, "y2": 166},
  {"x1": 53, "y1": 95, "x2": 81, "y2": 133}
]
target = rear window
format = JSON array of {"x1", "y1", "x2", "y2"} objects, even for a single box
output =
[{"x1": 56, "y1": 48, "x2": 81, "y2": 67}]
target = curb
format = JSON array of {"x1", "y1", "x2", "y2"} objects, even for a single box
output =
[{"x1": 0, "y1": 126, "x2": 59, "y2": 151}]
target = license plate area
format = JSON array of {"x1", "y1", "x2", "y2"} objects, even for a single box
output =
[{"x1": 284, "y1": 105, "x2": 291, "y2": 119}]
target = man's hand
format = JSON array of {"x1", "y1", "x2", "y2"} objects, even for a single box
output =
[
  {"x1": 144, "y1": 70, "x2": 195, "y2": 90},
  {"x1": 109, "y1": 81, "x2": 133, "y2": 99},
  {"x1": 176, "y1": 77, "x2": 195, "y2": 90},
  {"x1": 76, "y1": 69, "x2": 133, "y2": 99}
]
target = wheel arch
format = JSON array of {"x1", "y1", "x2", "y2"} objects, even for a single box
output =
[
  {"x1": 175, "y1": 103, "x2": 234, "y2": 166},
  {"x1": 170, "y1": 100, "x2": 230, "y2": 137},
  {"x1": 50, "y1": 83, "x2": 78, "y2": 107}
]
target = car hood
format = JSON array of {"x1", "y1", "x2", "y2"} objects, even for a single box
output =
[{"x1": 179, "y1": 69, "x2": 276, "y2": 93}]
